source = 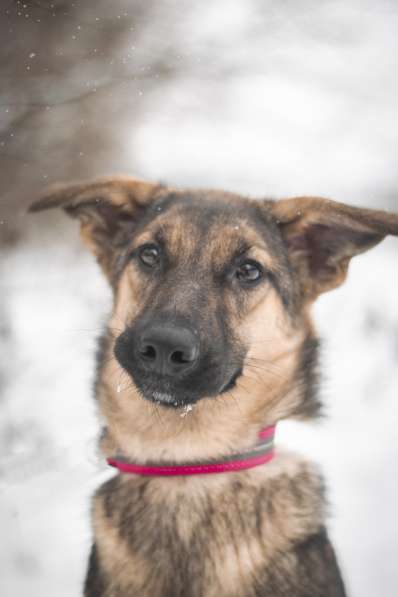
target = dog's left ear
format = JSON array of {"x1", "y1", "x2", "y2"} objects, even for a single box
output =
[
  {"x1": 29, "y1": 176, "x2": 161, "y2": 279},
  {"x1": 268, "y1": 197, "x2": 398, "y2": 300}
]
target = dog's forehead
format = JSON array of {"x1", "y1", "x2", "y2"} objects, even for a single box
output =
[{"x1": 137, "y1": 192, "x2": 279, "y2": 261}]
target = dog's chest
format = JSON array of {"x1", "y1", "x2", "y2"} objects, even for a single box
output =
[{"x1": 92, "y1": 458, "x2": 325, "y2": 597}]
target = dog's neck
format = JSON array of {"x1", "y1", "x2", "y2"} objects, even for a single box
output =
[{"x1": 106, "y1": 425, "x2": 276, "y2": 476}]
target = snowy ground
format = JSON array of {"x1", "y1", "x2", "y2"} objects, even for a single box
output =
[{"x1": 1, "y1": 1, "x2": 398, "y2": 596}]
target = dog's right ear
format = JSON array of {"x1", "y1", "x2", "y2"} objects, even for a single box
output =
[{"x1": 29, "y1": 176, "x2": 161, "y2": 279}]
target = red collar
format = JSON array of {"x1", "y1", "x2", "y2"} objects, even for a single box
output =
[{"x1": 107, "y1": 425, "x2": 276, "y2": 477}]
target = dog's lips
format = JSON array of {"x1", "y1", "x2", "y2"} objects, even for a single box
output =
[
  {"x1": 143, "y1": 368, "x2": 243, "y2": 408},
  {"x1": 136, "y1": 378, "x2": 200, "y2": 408},
  {"x1": 219, "y1": 368, "x2": 243, "y2": 394},
  {"x1": 128, "y1": 366, "x2": 244, "y2": 408}
]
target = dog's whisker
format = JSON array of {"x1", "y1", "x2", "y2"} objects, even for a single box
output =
[
  {"x1": 150, "y1": 402, "x2": 165, "y2": 428},
  {"x1": 244, "y1": 364, "x2": 284, "y2": 381},
  {"x1": 224, "y1": 389, "x2": 243, "y2": 416},
  {"x1": 245, "y1": 355, "x2": 287, "y2": 368}
]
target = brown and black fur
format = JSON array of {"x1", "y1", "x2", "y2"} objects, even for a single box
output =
[{"x1": 30, "y1": 177, "x2": 398, "y2": 596}]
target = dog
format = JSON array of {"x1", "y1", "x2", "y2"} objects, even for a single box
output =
[{"x1": 29, "y1": 177, "x2": 398, "y2": 596}]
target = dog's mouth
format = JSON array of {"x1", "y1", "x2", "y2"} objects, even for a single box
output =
[
  {"x1": 138, "y1": 367, "x2": 243, "y2": 409},
  {"x1": 219, "y1": 368, "x2": 243, "y2": 394}
]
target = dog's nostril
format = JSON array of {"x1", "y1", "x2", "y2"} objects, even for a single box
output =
[
  {"x1": 137, "y1": 325, "x2": 199, "y2": 374},
  {"x1": 140, "y1": 345, "x2": 157, "y2": 360},
  {"x1": 170, "y1": 350, "x2": 191, "y2": 365}
]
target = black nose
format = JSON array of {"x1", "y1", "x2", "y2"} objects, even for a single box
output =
[{"x1": 137, "y1": 324, "x2": 199, "y2": 376}]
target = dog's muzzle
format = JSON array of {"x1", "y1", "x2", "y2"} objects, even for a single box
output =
[{"x1": 114, "y1": 315, "x2": 244, "y2": 407}]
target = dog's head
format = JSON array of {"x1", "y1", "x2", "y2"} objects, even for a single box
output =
[{"x1": 30, "y1": 178, "x2": 398, "y2": 455}]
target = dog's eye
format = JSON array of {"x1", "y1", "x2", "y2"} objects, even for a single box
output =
[
  {"x1": 235, "y1": 260, "x2": 263, "y2": 285},
  {"x1": 138, "y1": 244, "x2": 160, "y2": 267}
]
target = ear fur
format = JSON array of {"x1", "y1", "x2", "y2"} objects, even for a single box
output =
[
  {"x1": 269, "y1": 197, "x2": 398, "y2": 300},
  {"x1": 29, "y1": 176, "x2": 161, "y2": 279}
]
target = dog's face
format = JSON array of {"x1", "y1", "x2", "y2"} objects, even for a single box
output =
[
  {"x1": 111, "y1": 192, "x2": 297, "y2": 409},
  {"x1": 30, "y1": 178, "x2": 398, "y2": 454}
]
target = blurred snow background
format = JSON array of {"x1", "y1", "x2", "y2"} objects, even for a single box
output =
[{"x1": 1, "y1": 1, "x2": 398, "y2": 595}]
